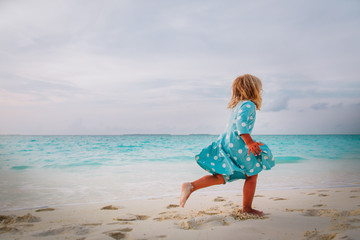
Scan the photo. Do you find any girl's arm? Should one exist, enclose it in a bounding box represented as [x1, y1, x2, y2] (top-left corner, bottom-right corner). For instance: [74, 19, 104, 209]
[241, 134, 264, 156]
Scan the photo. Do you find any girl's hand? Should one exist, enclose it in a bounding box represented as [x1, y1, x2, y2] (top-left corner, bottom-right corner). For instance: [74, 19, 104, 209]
[240, 134, 264, 156]
[247, 141, 264, 156]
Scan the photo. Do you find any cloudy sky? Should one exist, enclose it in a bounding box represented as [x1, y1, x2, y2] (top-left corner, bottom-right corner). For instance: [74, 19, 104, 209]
[0, 0, 359, 135]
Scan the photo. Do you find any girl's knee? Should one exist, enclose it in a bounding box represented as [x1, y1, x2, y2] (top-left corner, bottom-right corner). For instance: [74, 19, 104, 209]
[246, 174, 258, 182]
[215, 174, 226, 184]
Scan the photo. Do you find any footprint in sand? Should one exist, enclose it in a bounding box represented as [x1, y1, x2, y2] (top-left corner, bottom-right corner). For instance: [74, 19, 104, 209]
[139, 235, 168, 240]
[197, 210, 220, 216]
[318, 194, 329, 197]
[213, 197, 226, 202]
[349, 196, 358, 198]
[103, 228, 133, 240]
[134, 215, 150, 220]
[114, 214, 150, 221]
[285, 208, 305, 213]
[254, 195, 265, 197]
[155, 235, 167, 238]
[118, 227, 133, 232]
[0, 215, 16, 225]
[166, 204, 179, 209]
[307, 193, 316, 195]
[0, 213, 41, 224]
[35, 208, 55, 212]
[271, 197, 287, 201]
[178, 215, 231, 230]
[104, 231, 127, 240]
[312, 204, 327, 207]
[0, 226, 19, 234]
[101, 205, 119, 210]
[107, 222, 133, 225]
[153, 211, 186, 222]
[230, 210, 267, 220]
[224, 201, 239, 207]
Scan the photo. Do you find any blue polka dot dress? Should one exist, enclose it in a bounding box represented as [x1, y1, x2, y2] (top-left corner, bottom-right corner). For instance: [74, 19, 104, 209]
[195, 101, 275, 182]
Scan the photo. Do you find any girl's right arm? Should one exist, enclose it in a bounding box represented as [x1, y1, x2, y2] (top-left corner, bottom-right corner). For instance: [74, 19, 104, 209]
[235, 102, 263, 156]
[241, 134, 264, 156]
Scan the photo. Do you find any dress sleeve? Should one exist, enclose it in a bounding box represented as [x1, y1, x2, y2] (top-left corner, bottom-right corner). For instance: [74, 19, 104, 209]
[235, 101, 256, 135]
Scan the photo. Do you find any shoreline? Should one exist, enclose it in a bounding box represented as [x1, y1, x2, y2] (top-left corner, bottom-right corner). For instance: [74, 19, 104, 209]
[1, 186, 359, 240]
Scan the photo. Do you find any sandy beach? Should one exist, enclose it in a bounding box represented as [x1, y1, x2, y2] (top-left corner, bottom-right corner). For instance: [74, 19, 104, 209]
[1, 186, 359, 240]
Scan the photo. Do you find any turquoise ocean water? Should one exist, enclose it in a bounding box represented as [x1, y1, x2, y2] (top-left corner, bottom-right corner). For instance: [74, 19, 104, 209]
[1, 135, 360, 211]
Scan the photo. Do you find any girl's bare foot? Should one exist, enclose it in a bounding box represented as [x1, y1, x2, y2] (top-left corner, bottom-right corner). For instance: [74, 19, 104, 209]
[180, 182, 193, 207]
[241, 207, 264, 217]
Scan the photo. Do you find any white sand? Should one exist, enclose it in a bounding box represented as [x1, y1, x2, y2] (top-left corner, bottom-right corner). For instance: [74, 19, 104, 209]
[1, 187, 360, 240]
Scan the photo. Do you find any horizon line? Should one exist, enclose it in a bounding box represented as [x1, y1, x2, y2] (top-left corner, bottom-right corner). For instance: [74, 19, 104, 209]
[1, 133, 359, 136]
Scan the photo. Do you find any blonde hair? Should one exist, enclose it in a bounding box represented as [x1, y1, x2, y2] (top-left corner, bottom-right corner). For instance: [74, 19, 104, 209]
[227, 74, 262, 110]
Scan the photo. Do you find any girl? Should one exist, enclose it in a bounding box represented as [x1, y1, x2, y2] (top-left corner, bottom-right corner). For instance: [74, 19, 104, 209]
[180, 74, 275, 216]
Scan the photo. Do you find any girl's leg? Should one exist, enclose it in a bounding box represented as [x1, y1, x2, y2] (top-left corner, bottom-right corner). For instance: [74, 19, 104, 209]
[180, 174, 225, 207]
[242, 174, 263, 216]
